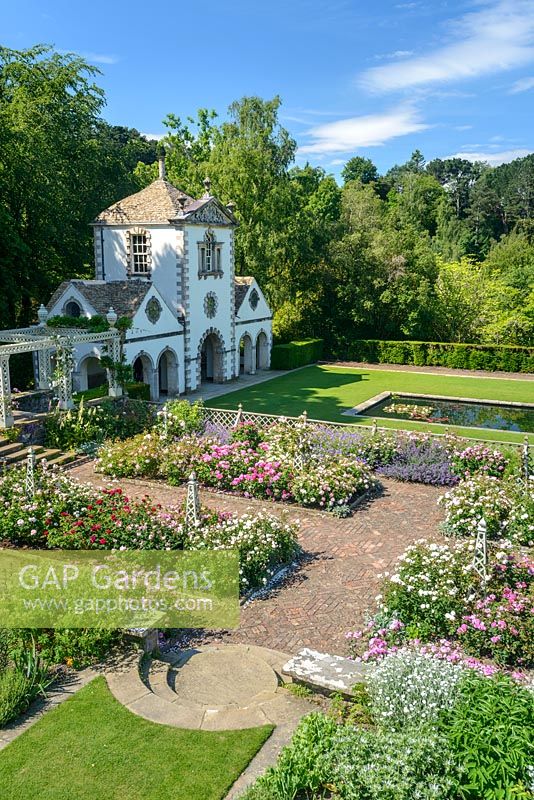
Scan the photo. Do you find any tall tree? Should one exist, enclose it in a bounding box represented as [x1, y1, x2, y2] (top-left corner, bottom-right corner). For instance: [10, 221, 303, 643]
[0, 45, 153, 329]
[341, 156, 378, 185]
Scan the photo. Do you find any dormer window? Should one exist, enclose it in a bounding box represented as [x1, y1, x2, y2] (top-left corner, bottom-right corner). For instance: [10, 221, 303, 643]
[198, 229, 222, 276]
[65, 300, 81, 318]
[126, 228, 152, 277]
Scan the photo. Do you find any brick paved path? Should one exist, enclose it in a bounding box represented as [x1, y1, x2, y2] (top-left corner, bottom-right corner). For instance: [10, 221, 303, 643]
[68, 463, 445, 657]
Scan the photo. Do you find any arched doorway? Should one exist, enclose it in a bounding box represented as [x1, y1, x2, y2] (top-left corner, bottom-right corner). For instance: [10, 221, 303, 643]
[239, 334, 253, 375]
[256, 332, 269, 370]
[132, 353, 155, 397]
[81, 356, 107, 390]
[157, 349, 178, 397]
[199, 331, 225, 385]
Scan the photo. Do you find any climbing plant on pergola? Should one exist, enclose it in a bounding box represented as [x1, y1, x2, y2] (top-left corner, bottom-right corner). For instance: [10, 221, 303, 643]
[0, 306, 122, 429]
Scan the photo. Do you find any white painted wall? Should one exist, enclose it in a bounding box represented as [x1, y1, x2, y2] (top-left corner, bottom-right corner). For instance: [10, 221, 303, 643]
[185, 224, 235, 391]
[98, 225, 184, 317]
[234, 280, 272, 376]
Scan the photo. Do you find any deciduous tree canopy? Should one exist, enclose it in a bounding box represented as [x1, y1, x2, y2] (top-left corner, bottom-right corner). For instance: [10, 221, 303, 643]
[1, 45, 532, 359]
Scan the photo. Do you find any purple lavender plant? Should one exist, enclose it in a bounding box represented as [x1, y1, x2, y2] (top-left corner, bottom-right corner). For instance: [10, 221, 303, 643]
[378, 437, 458, 486]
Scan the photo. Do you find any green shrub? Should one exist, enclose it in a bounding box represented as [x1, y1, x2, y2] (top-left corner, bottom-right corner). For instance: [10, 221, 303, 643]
[158, 399, 205, 437]
[439, 672, 534, 800]
[342, 339, 534, 373]
[270, 339, 324, 370]
[124, 381, 150, 400]
[29, 629, 121, 669]
[244, 712, 461, 800]
[0, 668, 36, 726]
[45, 396, 154, 450]
[0, 635, 52, 727]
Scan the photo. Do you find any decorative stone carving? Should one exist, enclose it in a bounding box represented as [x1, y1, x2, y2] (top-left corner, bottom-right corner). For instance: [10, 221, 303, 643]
[204, 292, 218, 319]
[249, 288, 259, 311]
[145, 297, 162, 324]
[188, 202, 231, 225]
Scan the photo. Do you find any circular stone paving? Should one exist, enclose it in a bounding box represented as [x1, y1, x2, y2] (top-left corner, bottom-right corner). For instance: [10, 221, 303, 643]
[170, 648, 279, 707]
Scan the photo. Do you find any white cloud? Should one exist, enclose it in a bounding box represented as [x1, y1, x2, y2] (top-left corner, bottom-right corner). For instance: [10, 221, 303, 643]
[374, 49, 414, 60]
[298, 105, 429, 154]
[141, 133, 165, 141]
[79, 51, 119, 65]
[59, 49, 119, 65]
[454, 124, 473, 131]
[360, 1, 534, 92]
[510, 75, 534, 92]
[447, 148, 532, 165]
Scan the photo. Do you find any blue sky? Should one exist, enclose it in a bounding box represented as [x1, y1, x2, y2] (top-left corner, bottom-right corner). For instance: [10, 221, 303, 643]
[3, 0, 534, 177]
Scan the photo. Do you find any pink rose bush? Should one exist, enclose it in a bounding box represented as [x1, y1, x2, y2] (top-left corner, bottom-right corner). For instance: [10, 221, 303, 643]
[451, 444, 509, 479]
[98, 420, 378, 511]
[347, 539, 534, 674]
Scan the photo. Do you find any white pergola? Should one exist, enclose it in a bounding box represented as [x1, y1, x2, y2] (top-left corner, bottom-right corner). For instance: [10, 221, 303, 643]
[0, 305, 122, 429]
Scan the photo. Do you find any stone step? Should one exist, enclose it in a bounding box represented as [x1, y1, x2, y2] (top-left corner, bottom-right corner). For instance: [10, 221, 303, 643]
[0, 440, 34, 456]
[1, 446, 45, 464]
[42, 451, 77, 468]
[106, 645, 315, 732]
[282, 648, 374, 697]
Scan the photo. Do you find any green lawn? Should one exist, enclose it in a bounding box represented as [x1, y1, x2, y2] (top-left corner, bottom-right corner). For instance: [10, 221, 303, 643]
[213, 365, 534, 444]
[0, 678, 272, 800]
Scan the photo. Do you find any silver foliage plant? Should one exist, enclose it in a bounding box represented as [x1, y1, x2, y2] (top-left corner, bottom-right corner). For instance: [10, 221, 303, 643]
[368, 648, 464, 730]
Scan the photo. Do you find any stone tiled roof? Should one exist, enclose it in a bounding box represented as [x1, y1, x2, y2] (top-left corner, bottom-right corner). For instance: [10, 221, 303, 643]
[234, 277, 254, 312]
[94, 180, 194, 224]
[47, 280, 152, 319]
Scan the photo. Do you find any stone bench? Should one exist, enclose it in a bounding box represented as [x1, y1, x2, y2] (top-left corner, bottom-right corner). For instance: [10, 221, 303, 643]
[282, 648, 373, 697]
[124, 628, 159, 653]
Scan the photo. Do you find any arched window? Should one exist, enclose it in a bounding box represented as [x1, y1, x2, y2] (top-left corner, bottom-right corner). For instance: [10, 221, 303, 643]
[198, 229, 222, 275]
[65, 300, 81, 318]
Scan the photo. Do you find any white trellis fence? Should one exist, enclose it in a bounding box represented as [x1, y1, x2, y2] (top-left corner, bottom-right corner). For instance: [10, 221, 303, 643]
[200, 404, 532, 453]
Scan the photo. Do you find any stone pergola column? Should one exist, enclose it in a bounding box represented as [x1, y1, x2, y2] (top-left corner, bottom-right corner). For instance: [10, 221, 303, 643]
[0, 355, 14, 428]
[56, 346, 74, 410]
[37, 348, 53, 391]
[107, 332, 123, 399]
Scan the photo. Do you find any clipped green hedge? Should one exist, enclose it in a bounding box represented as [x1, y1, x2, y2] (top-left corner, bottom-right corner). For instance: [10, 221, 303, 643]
[74, 382, 150, 402]
[342, 339, 534, 373]
[124, 382, 151, 400]
[271, 339, 324, 370]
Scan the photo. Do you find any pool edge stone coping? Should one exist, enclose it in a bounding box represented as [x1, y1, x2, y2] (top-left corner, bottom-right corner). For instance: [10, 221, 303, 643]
[344, 390, 534, 418]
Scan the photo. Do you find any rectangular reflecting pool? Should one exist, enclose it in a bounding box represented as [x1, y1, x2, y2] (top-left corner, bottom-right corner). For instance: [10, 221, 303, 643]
[360, 393, 534, 433]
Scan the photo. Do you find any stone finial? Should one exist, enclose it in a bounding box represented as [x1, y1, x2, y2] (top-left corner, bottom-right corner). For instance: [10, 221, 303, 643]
[158, 155, 166, 180]
[227, 201, 236, 214]
[106, 307, 118, 328]
[37, 304, 48, 326]
[203, 176, 212, 196]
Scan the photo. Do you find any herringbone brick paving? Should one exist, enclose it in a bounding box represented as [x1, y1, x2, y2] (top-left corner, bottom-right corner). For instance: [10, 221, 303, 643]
[69, 462, 444, 657]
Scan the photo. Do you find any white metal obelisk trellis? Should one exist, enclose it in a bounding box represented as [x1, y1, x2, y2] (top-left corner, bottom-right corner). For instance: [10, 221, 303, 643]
[161, 405, 169, 439]
[26, 447, 36, 498]
[185, 471, 200, 527]
[472, 518, 488, 590]
[234, 403, 244, 428]
[522, 436, 530, 483]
